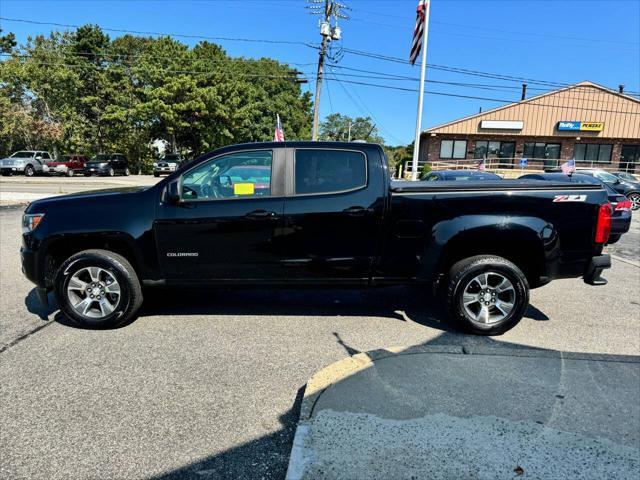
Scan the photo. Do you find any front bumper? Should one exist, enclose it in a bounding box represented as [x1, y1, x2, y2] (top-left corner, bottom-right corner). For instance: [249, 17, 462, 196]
[154, 167, 176, 174]
[84, 166, 109, 175]
[1, 166, 25, 173]
[583, 254, 611, 286]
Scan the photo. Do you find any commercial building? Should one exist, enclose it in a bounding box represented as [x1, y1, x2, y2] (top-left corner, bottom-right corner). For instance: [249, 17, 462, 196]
[417, 81, 640, 173]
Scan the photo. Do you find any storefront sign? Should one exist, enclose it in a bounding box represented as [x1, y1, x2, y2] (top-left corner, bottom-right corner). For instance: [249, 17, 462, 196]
[557, 121, 604, 132]
[480, 120, 524, 130]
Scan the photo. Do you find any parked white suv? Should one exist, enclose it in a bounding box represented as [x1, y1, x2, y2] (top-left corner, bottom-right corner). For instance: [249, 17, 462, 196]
[0, 151, 52, 176]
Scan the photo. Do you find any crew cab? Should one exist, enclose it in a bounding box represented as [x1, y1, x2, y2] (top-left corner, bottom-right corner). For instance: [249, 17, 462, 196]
[21, 142, 613, 335]
[46, 154, 87, 177]
[1, 150, 52, 176]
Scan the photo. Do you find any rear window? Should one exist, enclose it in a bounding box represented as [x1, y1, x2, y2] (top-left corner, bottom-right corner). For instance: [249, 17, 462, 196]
[294, 149, 366, 195]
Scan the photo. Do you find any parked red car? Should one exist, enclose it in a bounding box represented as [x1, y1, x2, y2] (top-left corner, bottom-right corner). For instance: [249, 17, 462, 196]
[46, 155, 87, 177]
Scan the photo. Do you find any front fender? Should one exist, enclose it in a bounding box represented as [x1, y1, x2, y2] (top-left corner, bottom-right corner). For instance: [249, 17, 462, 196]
[420, 215, 559, 284]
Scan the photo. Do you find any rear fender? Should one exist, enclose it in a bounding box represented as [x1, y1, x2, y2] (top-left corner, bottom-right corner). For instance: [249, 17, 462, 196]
[420, 215, 559, 286]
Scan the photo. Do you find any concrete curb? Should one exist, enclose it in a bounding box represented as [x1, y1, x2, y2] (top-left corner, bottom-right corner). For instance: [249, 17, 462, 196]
[286, 344, 640, 479]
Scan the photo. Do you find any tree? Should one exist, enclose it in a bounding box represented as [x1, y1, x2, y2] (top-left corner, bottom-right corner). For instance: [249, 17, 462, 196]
[0, 29, 16, 53]
[319, 113, 384, 144]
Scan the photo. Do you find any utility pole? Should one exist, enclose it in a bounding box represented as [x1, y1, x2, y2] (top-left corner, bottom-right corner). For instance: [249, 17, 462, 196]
[307, 0, 349, 141]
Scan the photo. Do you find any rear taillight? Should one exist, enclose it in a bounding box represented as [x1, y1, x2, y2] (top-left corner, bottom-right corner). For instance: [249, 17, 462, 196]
[595, 203, 612, 244]
[615, 199, 632, 212]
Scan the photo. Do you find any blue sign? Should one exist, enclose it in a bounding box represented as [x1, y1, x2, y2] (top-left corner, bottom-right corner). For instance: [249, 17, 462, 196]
[558, 121, 582, 131]
[519, 158, 528, 168]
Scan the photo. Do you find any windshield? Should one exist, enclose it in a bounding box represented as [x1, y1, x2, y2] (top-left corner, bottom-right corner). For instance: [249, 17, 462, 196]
[10, 151, 34, 158]
[163, 154, 181, 161]
[592, 171, 619, 182]
[59, 155, 71, 161]
[90, 155, 110, 162]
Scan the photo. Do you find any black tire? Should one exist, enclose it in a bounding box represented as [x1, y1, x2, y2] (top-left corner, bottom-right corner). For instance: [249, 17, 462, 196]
[445, 255, 529, 335]
[1, 170, 11, 176]
[55, 249, 143, 328]
[124, 168, 130, 176]
[154, 172, 160, 177]
[84, 172, 91, 177]
[107, 167, 115, 177]
[66, 169, 74, 177]
[627, 192, 640, 211]
[24, 165, 35, 177]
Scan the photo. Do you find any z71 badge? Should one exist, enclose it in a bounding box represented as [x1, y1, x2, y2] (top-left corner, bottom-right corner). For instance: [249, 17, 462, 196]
[553, 195, 587, 202]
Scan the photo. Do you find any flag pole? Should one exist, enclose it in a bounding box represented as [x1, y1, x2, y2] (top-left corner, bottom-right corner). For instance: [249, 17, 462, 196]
[411, 0, 430, 181]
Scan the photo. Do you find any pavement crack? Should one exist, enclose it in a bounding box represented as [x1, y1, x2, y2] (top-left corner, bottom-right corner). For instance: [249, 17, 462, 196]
[0, 321, 54, 354]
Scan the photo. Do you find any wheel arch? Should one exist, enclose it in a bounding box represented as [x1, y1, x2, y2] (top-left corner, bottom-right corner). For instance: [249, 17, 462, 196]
[421, 215, 557, 288]
[42, 233, 142, 287]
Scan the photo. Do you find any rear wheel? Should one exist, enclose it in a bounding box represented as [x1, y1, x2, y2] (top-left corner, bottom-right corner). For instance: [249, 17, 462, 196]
[445, 255, 529, 335]
[66, 169, 74, 177]
[124, 167, 130, 176]
[107, 167, 115, 177]
[628, 192, 640, 211]
[154, 172, 160, 178]
[55, 249, 143, 328]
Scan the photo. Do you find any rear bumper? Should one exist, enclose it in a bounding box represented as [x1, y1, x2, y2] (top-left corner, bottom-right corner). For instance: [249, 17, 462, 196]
[583, 254, 611, 286]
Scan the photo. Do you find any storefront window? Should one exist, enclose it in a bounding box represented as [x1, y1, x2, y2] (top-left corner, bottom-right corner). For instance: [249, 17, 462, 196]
[440, 140, 467, 159]
[474, 141, 515, 159]
[574, 144, 612, 163]
[523, 143, 560, 160]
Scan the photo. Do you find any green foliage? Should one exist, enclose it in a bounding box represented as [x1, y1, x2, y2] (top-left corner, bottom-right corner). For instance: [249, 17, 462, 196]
[419, 162, 432, 180]
[0, 25, 313, 162]
[0, 29, 17, 54]
[384, 143, 413, 177]
[319, 113, 384, 144]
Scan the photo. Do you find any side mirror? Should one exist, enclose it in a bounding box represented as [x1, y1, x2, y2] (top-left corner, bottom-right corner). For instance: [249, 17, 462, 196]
[35, 156, 42, 161]
[165, 180, 181, 205]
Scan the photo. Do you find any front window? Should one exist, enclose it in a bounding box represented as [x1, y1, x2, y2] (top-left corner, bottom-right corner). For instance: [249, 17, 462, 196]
[294, 149, 366, 195]
[523, 143, 561, 160]
[181, 150, 272, 201]
[10, 151, 33, 158]
[91, 155, 110, 162]
[440, 140, 467, 159]
[574, 144, 612, 163]
[474, 141, 515, 159]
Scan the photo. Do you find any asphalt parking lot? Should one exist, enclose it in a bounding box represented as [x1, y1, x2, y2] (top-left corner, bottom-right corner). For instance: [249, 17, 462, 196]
[0, 183, 639, 479]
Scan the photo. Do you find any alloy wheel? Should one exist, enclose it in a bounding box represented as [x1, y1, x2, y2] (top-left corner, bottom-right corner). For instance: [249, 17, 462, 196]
[628, 193, 640, 211]
[461, 272, 515, 325]
[66, 266, 121, 319]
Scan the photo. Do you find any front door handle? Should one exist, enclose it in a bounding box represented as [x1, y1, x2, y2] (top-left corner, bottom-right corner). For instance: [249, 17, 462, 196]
[245, 210, 277, 219]
[342, 206, 372, 217]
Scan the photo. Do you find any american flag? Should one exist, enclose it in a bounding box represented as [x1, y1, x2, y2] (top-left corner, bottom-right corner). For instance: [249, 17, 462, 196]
[273, 114, 284, 142]
[476, 156, 486, 171]
[561, 159, 576, 175]
[409, 0, 428, 65]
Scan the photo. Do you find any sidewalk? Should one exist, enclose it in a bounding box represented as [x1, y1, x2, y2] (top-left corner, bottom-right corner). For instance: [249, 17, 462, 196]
[287, 345, 640, 480]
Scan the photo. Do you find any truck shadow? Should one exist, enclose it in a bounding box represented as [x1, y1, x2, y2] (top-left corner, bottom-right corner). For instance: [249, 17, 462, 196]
[46, 285, 550, 331]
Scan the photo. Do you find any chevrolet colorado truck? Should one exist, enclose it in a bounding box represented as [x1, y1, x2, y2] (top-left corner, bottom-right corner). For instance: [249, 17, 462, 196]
[21, 142, 612, 335]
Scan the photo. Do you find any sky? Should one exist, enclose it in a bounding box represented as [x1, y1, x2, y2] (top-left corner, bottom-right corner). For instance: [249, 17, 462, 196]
[1, 0, 639, 146]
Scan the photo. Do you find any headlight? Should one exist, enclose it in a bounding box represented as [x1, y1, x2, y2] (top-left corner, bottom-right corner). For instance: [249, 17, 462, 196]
[153, 162, 158, 167]
[22, 213, 45, 233]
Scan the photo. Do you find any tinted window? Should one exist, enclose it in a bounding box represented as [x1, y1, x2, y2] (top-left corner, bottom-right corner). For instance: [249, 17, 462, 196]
[294, 150, 366, 195]
[574, 144, 612, 163]
[181, 150, 272, 201]
[40, 152, 51, 159]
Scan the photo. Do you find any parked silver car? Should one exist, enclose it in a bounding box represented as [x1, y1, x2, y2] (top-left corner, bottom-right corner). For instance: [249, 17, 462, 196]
[0, 150, 52, 176]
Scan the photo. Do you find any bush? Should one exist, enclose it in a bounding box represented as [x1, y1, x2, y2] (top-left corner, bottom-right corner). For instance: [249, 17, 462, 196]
[419, 162, 432, 180]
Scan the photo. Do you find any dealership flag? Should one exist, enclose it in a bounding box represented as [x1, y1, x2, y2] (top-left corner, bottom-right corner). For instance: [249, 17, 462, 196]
[274, 114, 284, 142]
[561, 158, 576, 175]
[409, 1, 428, 65]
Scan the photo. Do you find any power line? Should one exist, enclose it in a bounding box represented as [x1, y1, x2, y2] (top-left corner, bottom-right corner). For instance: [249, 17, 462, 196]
[0, 16, 313, 46]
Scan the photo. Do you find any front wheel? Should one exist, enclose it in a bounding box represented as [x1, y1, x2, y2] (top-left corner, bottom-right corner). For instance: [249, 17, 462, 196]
[627, 192, 640, 211]
[24, 165, 35, 177]
[124, 168, 130, 176]
[445, 255, 529, 335]
[66, 169, 74, 177]
[107, 167, 115, 177]
[55, 249, 143, 328]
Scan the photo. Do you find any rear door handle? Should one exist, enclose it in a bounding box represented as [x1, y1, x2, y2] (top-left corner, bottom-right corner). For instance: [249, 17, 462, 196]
[245, 210, 277, 219]
[342, 206, 372, 217]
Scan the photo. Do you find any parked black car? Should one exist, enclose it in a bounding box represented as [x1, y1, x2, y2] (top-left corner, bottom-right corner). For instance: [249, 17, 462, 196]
[519, 173, 632, 244]
[421, 170, 502, 181]
[22, 142, 612, 335]
[84, 154, 130, 177]
[576, 169, 640, 211]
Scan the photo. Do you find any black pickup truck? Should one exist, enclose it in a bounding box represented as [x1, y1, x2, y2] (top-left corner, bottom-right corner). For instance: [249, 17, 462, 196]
[21, 142, 612, 335]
